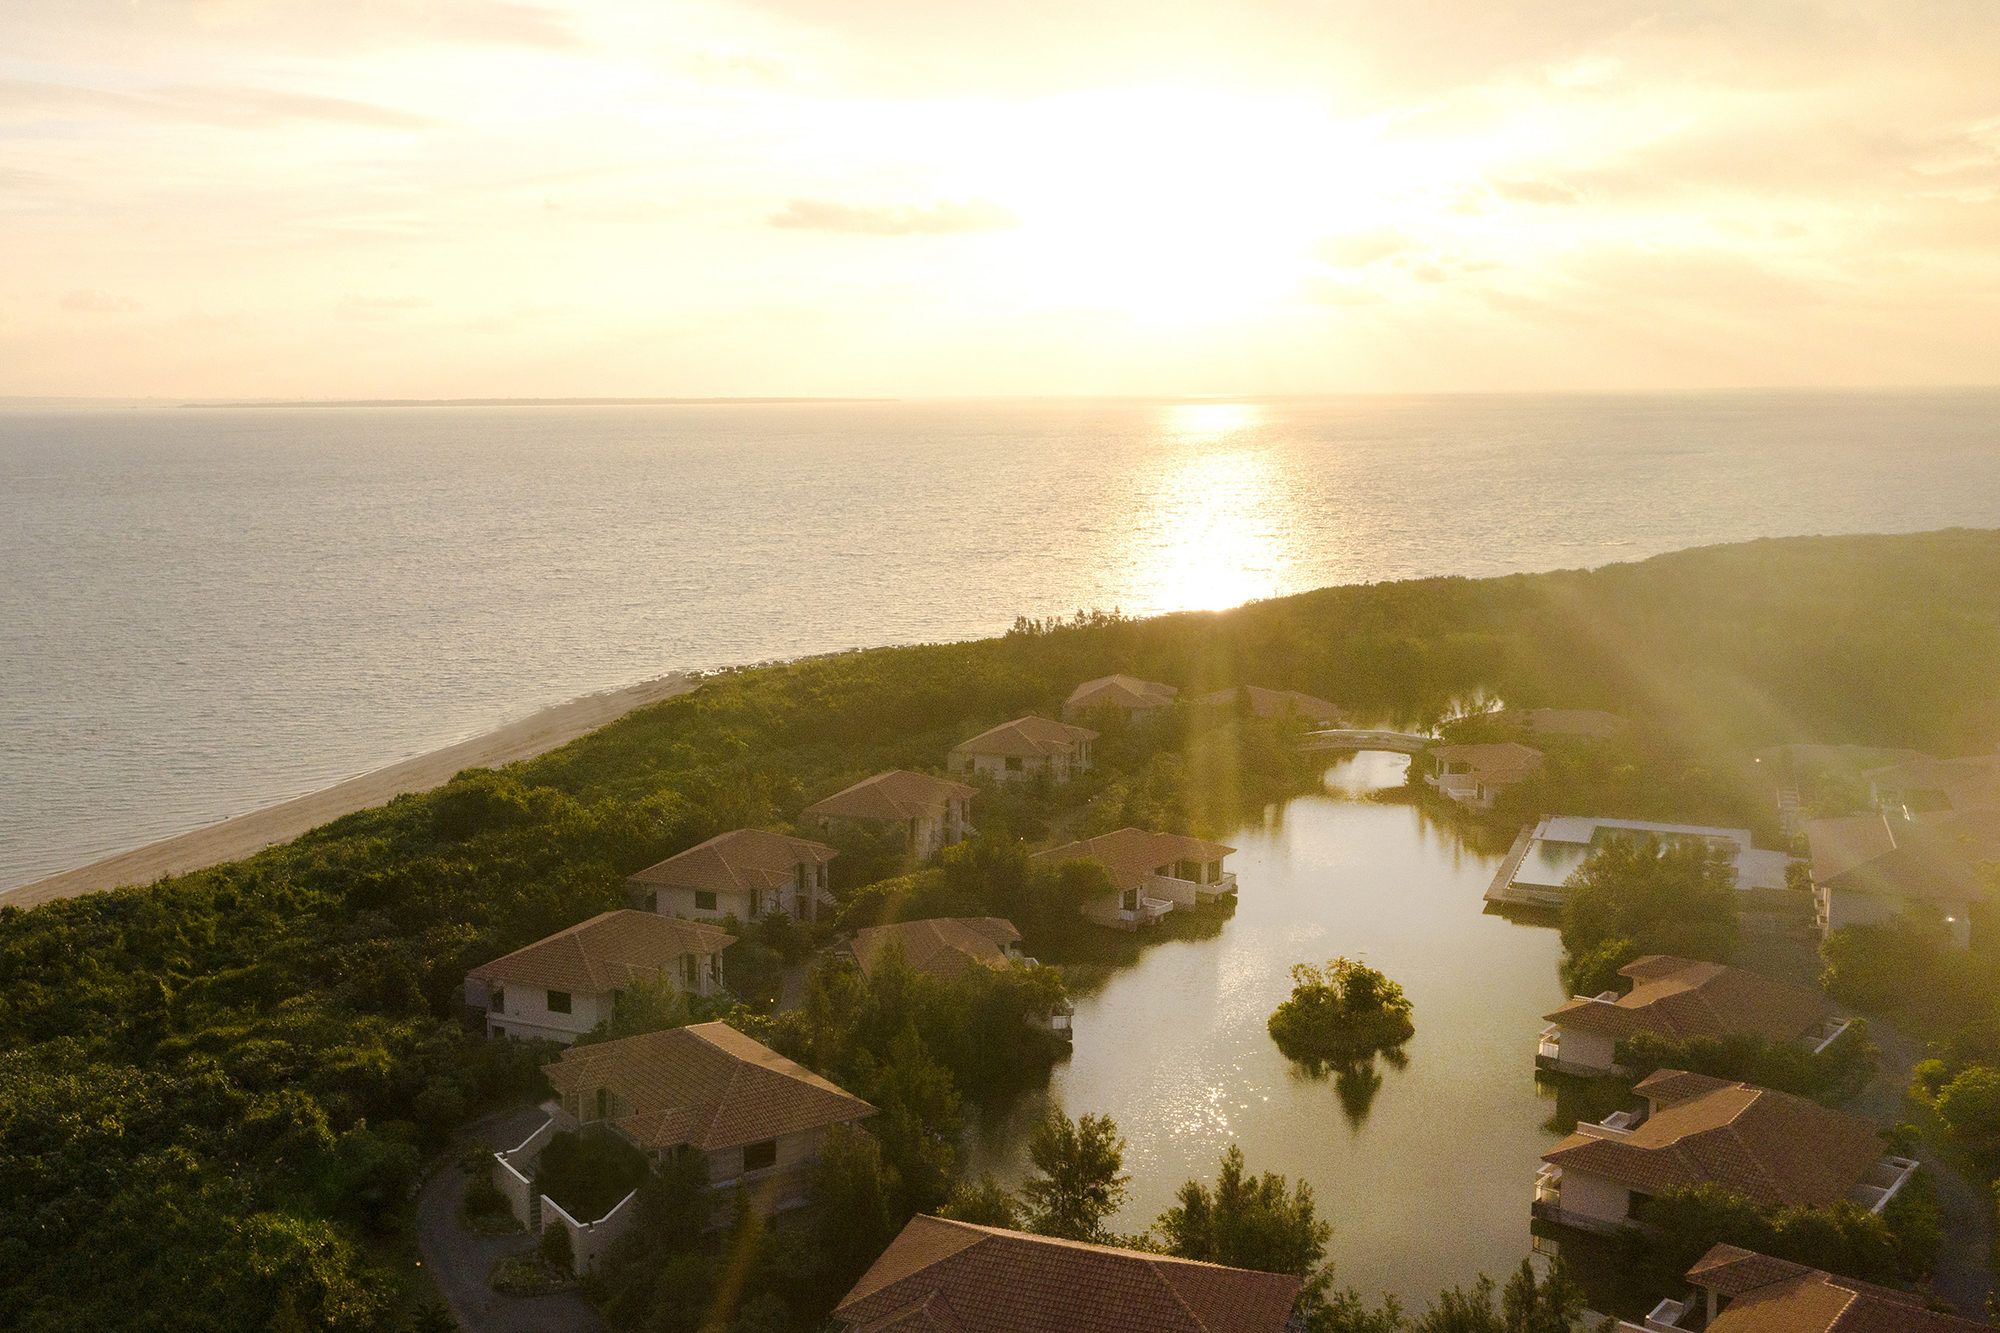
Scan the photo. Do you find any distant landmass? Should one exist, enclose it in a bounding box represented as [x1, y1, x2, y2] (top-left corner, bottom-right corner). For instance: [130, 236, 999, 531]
[183, 396, 895, 408]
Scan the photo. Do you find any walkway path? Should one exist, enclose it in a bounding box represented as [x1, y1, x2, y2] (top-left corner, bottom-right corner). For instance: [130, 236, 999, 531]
[417, 1107, 606, 1333]
[1852, 1017, 1994, 1317]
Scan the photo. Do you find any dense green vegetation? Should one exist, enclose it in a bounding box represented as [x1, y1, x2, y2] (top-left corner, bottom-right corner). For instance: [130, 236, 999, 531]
[4, 530, 2000, 1328]
[1267, 958, 1416, 1067]
[1634, 1179, 1941, 1291]
[1616, 1023, 1878, 1105]
[1556, 834, 1739, 996]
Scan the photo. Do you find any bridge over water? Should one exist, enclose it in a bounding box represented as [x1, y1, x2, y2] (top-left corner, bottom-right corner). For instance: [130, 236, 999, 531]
[1301, 728, 1434, 754]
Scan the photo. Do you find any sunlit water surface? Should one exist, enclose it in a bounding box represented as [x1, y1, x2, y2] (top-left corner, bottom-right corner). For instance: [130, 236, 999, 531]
[4, 391, 1998, 886]
[964, 752, 1571, 1307]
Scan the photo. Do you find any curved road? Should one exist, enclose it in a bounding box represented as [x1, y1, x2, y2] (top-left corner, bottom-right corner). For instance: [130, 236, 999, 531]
[417, 1107, 606, 1333]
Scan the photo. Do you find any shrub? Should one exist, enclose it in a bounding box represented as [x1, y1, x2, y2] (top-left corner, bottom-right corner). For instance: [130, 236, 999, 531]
[1267, 958, 1415, 1066]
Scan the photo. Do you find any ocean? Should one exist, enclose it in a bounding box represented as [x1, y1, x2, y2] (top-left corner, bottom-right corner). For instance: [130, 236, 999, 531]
[3, 390, 1997, 890]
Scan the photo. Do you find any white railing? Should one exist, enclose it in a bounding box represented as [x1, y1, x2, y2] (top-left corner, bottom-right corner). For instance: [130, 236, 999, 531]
[1812, 1017, 1853, 1054]
[1577, 1110, 1638, 1141]
[1534, 1164, 1561, 1205]
[1537, 1025, 1562, 1061]
[1641, 1297, 1693, 1331]
[1850, 1157, 1919, 1213]
[1140, 895, 1174, 918]
[541, 1186, 640, 1276]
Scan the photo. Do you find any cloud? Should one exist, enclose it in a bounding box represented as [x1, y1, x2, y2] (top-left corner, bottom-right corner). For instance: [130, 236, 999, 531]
[336, 295, 433, 321]
[769, 196, 1021, 236]
[59, 290, 139, 313]
[1312, 226, 1410, 267]
[0, 79, 432, 129]
[1301, 274, 1388, 306]
[1490, 176, 1580, 205]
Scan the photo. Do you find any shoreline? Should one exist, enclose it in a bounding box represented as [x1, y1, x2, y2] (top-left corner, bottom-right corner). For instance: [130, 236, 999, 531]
[0, 673, 699, 912]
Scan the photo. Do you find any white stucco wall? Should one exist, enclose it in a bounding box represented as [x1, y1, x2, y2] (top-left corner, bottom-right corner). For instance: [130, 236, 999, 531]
[1550, 1025, 1620, 1074]
[1558, 1168, 1633, 1226]
[484, 986, 613, 1044]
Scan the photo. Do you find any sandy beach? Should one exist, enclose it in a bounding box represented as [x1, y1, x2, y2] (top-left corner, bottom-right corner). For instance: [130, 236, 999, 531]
[0, 673, 698, 912]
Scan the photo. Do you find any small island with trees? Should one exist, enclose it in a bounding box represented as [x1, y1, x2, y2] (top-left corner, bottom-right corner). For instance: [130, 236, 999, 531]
[1267, 957, 1415, 1068]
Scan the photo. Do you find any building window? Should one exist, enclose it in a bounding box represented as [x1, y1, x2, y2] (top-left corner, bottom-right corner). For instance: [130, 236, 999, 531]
[682, 954, 697, 989]
[1005, 756, 1024, 772]
[743, 1140, 778, 1172]
[491, 989, 505, 1015]
[595, 1087, 609, 1122]
[694, 890, 717, 911]
[547, 989, 572, 1014]
[1122, 888, 1139, 910]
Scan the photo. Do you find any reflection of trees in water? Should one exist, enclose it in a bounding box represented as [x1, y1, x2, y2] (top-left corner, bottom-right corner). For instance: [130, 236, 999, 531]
[1283, 1049, 1409, 1131]
[1529, 1220, 1658, 1322]
[1335, 1061, 1383, 1127]
[1533, 1070, 1640, 1136]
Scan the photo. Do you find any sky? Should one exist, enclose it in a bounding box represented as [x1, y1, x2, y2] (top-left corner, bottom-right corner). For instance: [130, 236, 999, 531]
[3, 0, 1997, 397]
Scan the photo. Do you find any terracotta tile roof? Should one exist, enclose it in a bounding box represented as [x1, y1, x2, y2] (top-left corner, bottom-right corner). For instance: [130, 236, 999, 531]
[1192, 686, 1345, 725]
[1861, 753, 2000, 814]
[468, 910, 733, 995]
[1690, 1244, 1984, 1332]
[1542, 1071, 1885, 1207]
[1030, 827, 1236, 893]
[850, 918, 1022, 983]
[1429, 742, 1544, 785]
[1065, 675, 1179, 714]
[834, 1216, 1302, 1333]
[807, 770, 977, 824]
[950, 717, 1097, 759]
[627, 828, 837, 894]
[1806, 811, 1998, 904]
[1542, 955, 1836, 1044]
[543, 1021, 874, 1152]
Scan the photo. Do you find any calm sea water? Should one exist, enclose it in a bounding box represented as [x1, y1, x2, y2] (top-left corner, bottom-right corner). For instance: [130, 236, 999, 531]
[964, 752, 1573, 1307]
[3, 391, 1998, 889]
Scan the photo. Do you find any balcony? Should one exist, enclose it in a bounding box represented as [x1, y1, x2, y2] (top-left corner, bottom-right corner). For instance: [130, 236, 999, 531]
[1849, 1156, 1920, 1213]
[1536, 1024, 1563, 1066]
[1124, 894, 1174, 925]
[1576, 1109, 1639, 1142]
[1531, 1164, 1562, 1223]
[1639, 1297, 1694, 1331]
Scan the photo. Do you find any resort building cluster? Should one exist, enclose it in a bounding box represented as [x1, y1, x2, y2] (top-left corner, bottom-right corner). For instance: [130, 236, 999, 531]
[452, 675, 1997, 1328]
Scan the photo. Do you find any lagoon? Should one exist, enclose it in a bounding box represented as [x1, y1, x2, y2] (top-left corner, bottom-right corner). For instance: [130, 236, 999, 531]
[966, 751, 1574, 1306]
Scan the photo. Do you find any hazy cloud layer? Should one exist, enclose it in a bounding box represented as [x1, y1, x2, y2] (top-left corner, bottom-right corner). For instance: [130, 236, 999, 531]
[769, 197, 1022, 235]
[2, 0, 1996, 395]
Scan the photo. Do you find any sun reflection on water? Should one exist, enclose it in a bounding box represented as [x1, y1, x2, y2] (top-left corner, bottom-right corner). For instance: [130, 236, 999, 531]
[1131, 403, 1297, 613]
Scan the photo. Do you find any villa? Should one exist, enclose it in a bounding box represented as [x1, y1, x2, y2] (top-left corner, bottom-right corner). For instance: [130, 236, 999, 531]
[628, 828, 836, 924]
[1618, 1244, 1989, 1333]
[848, 917, 1073, 1039]
[1863, 751, 2000, 816]
[1063, 673, 1179, 722]
[1424, 742, 1543, 810]
[831, 1215, 1303, 1333]
[1536, 954, 1843, 1078]
[1487, 816, 1792, 908]
[464, 909, 733, 1044]
[848, 916, 1027, 982]
[802, 769, 975, 861]
[1032, 826, 1236, 930]
[1804, 808, 2000, 948]
[949, 716, 1096, 783]
[1534, 1070, 1915, 1236]
[1192, 685, 1345, 725]
[492, 1022, 876, 1272]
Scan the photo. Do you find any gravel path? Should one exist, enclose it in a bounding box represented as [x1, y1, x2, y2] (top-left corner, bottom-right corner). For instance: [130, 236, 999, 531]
[417, 1107, 607, 1333]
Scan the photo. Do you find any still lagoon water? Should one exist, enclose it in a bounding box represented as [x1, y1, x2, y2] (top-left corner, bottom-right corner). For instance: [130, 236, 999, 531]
[967, 752, 1572, 1307]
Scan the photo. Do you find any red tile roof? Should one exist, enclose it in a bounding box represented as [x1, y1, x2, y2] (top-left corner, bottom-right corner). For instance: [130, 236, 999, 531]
[850, 918, 1022, 982]
[1690, 1244, 1984, 1332]
[807, 770, 976, 824]
[627, 828, 836, 895]
[1192, 687, 1344, 725]
[543, 1021, 874, 1152]
[1543, 1071, 1884, 1207]
[1030, 828, 1235, 893]
[951, 717, 1097, 760]
[1805, 811, 1999, 904]
[467, 910, 732, 995]
[834, 1216, 1302, 1333]
[1543, 955, 1836, 1044]
[1065, 675, 1179, 715]
[1429, 742, 1544, 785]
